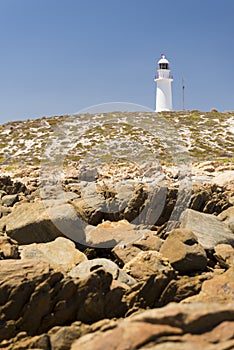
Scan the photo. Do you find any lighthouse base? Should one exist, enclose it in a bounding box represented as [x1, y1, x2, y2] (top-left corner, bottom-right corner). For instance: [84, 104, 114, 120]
[155, 79, 173, 112]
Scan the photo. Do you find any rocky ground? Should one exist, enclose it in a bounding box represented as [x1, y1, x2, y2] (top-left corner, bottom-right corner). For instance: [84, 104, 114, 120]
[0, 111, 234, 349]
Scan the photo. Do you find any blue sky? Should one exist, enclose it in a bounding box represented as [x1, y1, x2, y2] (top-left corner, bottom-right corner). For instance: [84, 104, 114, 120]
[0, 0, 234, 123]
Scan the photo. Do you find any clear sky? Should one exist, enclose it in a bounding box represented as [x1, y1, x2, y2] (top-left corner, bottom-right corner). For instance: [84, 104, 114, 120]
[0, 0, 234, 123]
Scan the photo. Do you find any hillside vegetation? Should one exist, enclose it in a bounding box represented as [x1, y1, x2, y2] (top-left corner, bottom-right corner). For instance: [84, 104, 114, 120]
[0, 110, 233, 169]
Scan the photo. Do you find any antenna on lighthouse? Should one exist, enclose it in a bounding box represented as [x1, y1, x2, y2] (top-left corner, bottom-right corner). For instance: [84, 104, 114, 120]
[182, 78, 185, 110]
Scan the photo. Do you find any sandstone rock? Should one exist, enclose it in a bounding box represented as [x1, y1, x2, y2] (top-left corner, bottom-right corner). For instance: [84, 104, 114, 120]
[70, 181, 178, 229]
[183, 267, 234, 303]
[189, 183, 231, 215]
[0, 320, 90, 350]
[0, 235, 19, 259]
[0, 333, 51, 350]
[111, 251, 177, 312]
[180, 209, 234, 250]
[159, 228, 207, 274]
[0, 260, 128, 341]
[69, 258, 136, 286]
[124, 271, 176, 311]
[70, 197, 104, 226]
[159, 273, 213, 304]
[0, 201, 86, 245]
[132, 230, 164, 251]
[0, 176, 27, 195]
[112, 230, 163, 265]
[84, 220, 145, 248]
[189, 185, 210, 211]
[122, 250, 175, 287]
[71, 302, 234, 350]
[112, 243, 142, 265]
[1, 194, 19, 207]
[212, 170, 234, 187]
[75, 268, 128, 322]
[70, 181, 148, 225]
[214, 244, 234, 268]
[113, 181, 136, 211]
[0, 259, 64, 341]
[140, 334, 234, 350]
[19, 237, 87, 273]
[147, 186, 178, 227]
[218, 206, 234, 233]
[49, 322, 90, 350]
[122, 183, 149, 223]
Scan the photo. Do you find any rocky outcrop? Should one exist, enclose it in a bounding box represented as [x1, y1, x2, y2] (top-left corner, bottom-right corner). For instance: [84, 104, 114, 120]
[183, 267, 234, 303]
[0, 259, 131, 341]
[158, 272, 214, 304]
[0, 200, 86, 245]
[84, 219, 147, 248]
[71, 302, 234, 350]
[189, 183, 232, 215]
[0, 111, 234, 349]
[69, 258, 136, 286]
[180, 208, 234, 250]
[19, 237, 87, 273]
[122, 251, 176, 310]
[0, 202, 62, 244]
[214, 244, 234, 268]
[159, 228, 207, 274]
[0, 235, 19, 259]
[218, 206, 234, 233]
[112, 230, 163, 265]
[212, 170, 234, 187]
[0, 177, 27, 196]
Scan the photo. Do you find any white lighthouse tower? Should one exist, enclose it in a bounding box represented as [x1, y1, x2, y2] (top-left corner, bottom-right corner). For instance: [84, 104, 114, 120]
[154, 54, 173, 112]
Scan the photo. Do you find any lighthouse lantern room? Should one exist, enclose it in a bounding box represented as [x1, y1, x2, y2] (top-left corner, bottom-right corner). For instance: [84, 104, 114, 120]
[154, 54, 173, 112]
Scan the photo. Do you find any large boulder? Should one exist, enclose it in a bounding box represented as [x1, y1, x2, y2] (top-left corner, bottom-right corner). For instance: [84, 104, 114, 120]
[0, 201, 86, 244]
[0, 259, 65, 341]
[159, 273, 214, 304]
[183, 267, 234, 303]
[0, 259, 129, 341]
[69, 258, 136, 287]
[122, 251, 176, 311]
[112, 230, 163, 265]
[19, 237, 87, 273]
[69, 183, 105, 225]
[71, 302, 234, 350]
[159, 228, 207, 274]
[123, 250, 174, 281]
[84, 220, 146, 248]
[180, 209, 234, 250]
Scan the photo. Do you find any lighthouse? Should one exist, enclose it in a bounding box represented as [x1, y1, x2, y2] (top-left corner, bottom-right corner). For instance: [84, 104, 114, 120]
[154, 54, 173, 112]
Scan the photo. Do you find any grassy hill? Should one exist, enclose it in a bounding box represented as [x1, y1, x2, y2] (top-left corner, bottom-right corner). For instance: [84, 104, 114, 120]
[0, 110, 233, 171]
